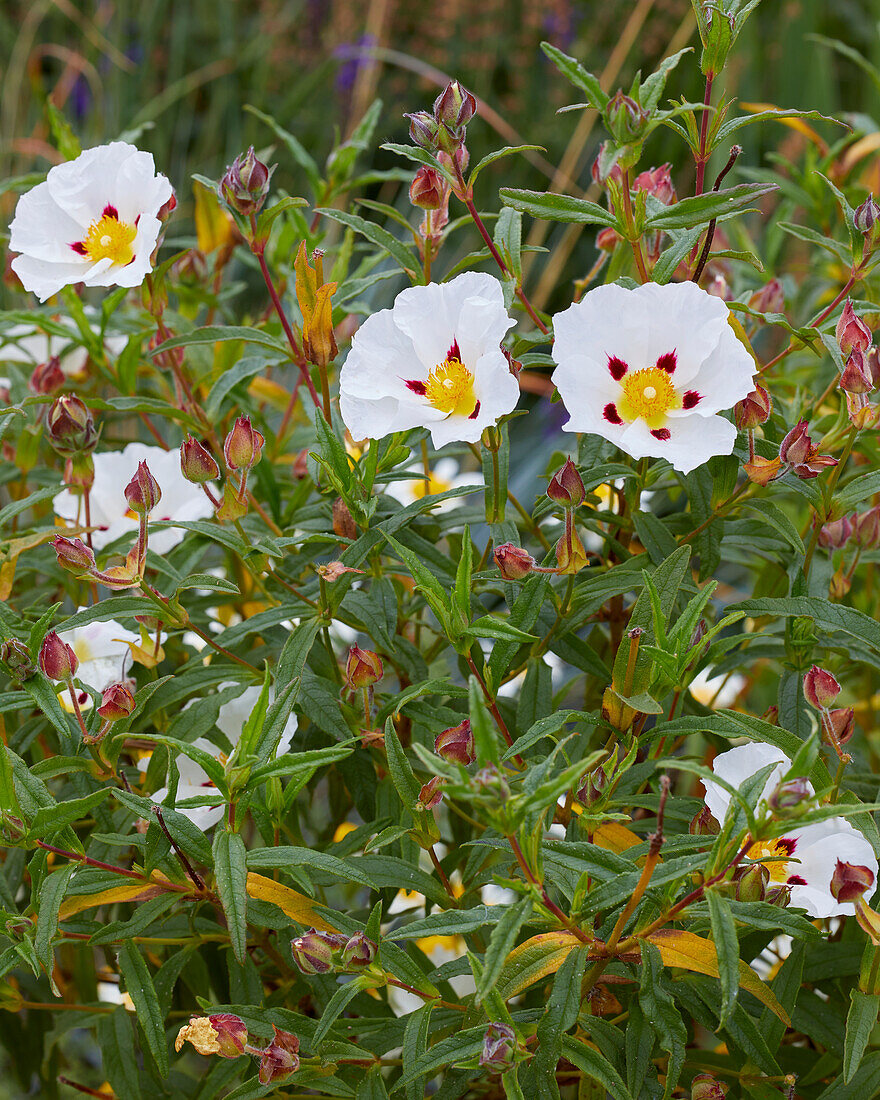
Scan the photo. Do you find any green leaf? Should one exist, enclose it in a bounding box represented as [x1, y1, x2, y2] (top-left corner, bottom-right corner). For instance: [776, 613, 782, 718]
[151, 325, 288, 357]
[29, 788, 110, 840]
[98, 1007, 142, 1100]
[403, 1005, 434, 1100]
[384, 716, 421, 810]
[466, 615, 537, 645]
[845, 991, 880, 1082]
[706, 890, 739, 1027]
[645, 183, 778, 230]
[34, 865, 74, 983]
[316, 209, 418, 276]
[477, 897, 532, 1000]
[245, 103, 321, 190]
[205, 354, 280, 420]
[716, 106, 846, 143]
[559, 1035, 633, 1100]
[313, 974, 369, 1047]
[539, 42, 609, 109]
[525, 945, 588, 1100]
[639, 941, 685, 1099]
[118, 941, 169, 1076]
[498, 188, 617, 228]
[213, 830, 248, 964]
[469, 145, 544, 187]
[741, 500, 805, 553]
[732, 596, 880, 669]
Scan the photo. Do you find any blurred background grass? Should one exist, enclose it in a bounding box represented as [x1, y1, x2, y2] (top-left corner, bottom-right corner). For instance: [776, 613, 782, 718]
[2, 0, 880, 316]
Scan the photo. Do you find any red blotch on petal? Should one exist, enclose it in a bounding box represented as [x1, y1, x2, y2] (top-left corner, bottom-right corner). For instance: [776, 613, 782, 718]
[778, 837, 797, 856]
[468, 400, 481, 420]
[405, 380, 427, 395]
[682, 390, 701, 409]
[787, 875, 807, 886]
[447, 339, 461, 362]
[603, 403, 623, 425]
[70, 241, 88, 255]
[651, 428, 671, 441]
[607, 355, 628, 381]
[102, 204, 119, 220]
[656, 351, 677, 374]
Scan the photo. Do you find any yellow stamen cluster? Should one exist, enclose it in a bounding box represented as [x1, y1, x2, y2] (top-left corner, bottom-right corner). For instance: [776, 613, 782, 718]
[424, 357, 477, 418]
[618, 366, 680, 427]
[745, 839, 793, 884]
[81, 214, 137, 266]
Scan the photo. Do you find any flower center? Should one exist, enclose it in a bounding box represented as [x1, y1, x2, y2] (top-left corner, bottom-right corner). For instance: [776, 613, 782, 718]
[746, 838, 796, 883]
[617, 366, 680, 427]
[413, 471, 453, 500]
[424, 357, 477, 417]
[80, 213, 137, 265]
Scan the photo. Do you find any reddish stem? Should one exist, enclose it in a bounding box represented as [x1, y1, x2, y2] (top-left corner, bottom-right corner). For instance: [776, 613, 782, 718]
[694, 73, 715, 197]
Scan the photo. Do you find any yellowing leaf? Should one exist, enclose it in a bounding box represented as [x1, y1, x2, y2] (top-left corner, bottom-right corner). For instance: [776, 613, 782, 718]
[648, 928, 789, 1024]
[248, 376, 291, 411]
[194, 182, 236, 253]
[59, 882, 168, 919]
[294, 240, 319, 322]
[727, 312, 760, 368]
[245, 872, 337, 931]
[841, 131, 880, 173]
[593, 822, 641, 854]
[0, 530, 73, 601]
[739, 102, 827, 151]
[495, 931, 581, 1000]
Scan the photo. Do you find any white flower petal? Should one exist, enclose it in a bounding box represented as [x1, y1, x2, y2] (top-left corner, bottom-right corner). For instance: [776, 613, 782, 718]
[702, 743, 790, 824]
[648, 412, 738, 475]
[787, 820, 878, 917]
[10, 255, 90, 304]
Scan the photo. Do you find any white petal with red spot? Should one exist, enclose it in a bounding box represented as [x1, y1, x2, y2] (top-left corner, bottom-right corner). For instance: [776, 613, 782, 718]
[551, 281, 755, 474]
[9, 142, 172, 302]
[339, 272, 518, 448]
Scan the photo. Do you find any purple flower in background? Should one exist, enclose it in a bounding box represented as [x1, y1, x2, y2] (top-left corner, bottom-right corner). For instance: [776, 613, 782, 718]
[334, 35, 377, 96]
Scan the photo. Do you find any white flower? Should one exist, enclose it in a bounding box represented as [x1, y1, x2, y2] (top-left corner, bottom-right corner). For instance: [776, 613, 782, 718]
[551, 281, 755, 475]
[53, 441, 214, 553]
[144, 684, 298, 830]
[59, 619, 139, 711]
[703, 744, 878, 918]
[0, 316, 127, 378]
[384, 457, 478, 510]
[9, 142, 172, 302]
[339, 272, 519, 448]
[688, 667, 746, 710]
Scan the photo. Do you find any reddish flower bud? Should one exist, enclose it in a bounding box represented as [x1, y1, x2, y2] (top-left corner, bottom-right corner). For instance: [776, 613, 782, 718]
[434, 718, 475, 766]
[409, 166, 446, 210]
[577, 765, 608, 807]
[705, 273, 730, 300]
[769, 777, 811, 811]
[405, 111, 440, 151]
[39, 630, 77, 681]
[257, 1026, 300, 1085]
[765, 883, 792, 907]
[479, 1022, 517, 1071]
[632, 163, 676, 205]
[595, 226, 622, 252]
[180, 437, 220, 484]
[0, 639, 34, 681]
[803, 665, 841, 709]
[97, 682, 135, 721]
[868, 347, 880, 388]
[836, 300, 872, 356]
[124, 461, 162, 515]
[28, 356, 65, 395]
[220, 147, 274, 216]
[840, 349, 873, 394]
[734, 385, 772, 429]
[779, 421, 837, 479]
[46, 394, 97, 456]
[547, 458, 585, 507]
[831, 859, 875, 903]
[158, 190, 178, 222]
[417, 776, 444, 809]
[341, 932, 376, 969]
[691, 1074, 727, 1100]
[290, 929, 347, 974]
[591, 141, 624, 187]
[818, 515, 853, 549]
[747, 279, 784, 315]
[822, 706, 855, 747]
[689, 806, 719, 836]
[854, 506, 880, 548]
[332, 497, 357, 541]
[224, 416, 264, 471]
[493, 543, 535, 581]
[209, 1013, 248, 1058]
[734, 863, 768, 903]
[854, 194, 880, 238]
[345, 645, 383, 689]
[53, 535, 96, 577]
[433, 80, 477, 131]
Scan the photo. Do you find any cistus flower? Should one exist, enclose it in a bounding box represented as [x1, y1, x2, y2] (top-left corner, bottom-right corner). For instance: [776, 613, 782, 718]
[779, 420, 837, 479]
[8, 142, 173, 302]
[493, 543, 536, 581]
[219, 147, 274, 216]
[836, 300, 872, 356]
[479, 1022, 517, 1071]
[339, 273, 518, 449]
[734, 385, 772, 430]
[180, 437, 220, 484]
[803, 665, 841, 709]
[39, 630, 77, 681]
[175, 1013, 248, 1058]
[290, 929, 347, 974]
[54, 442, 214, 553]
[551, 281, 755, 475]
[702, 743, 878, 917]
[345, 645, 383, 689]
[434, 718, 475, 765]
[546, 458, 586, 508]
[257, 1027, 300, 1085]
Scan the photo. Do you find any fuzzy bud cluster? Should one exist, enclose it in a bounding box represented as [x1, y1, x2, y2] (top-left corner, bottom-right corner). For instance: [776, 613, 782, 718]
[479, 1023, 517, 1071]
[405, 80, 476, 157]
[0, 639, 34, 681]
[289, 928, 376, 975]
